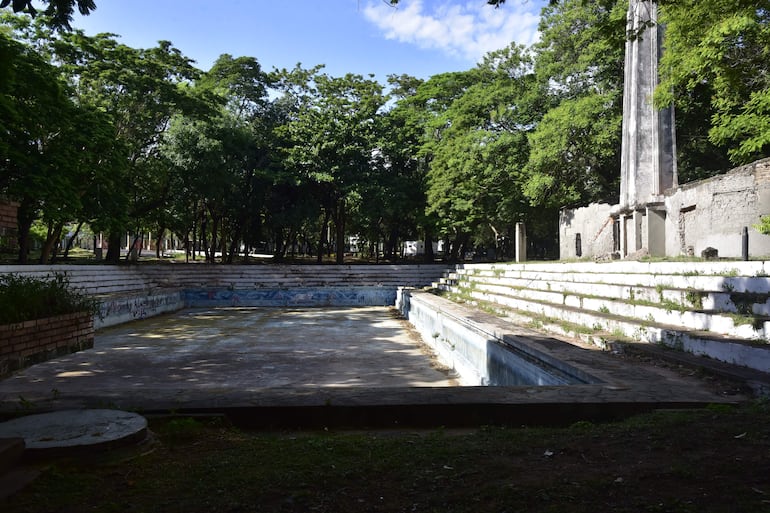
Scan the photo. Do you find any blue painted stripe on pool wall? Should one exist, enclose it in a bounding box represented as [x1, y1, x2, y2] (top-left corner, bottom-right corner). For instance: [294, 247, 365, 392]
[183, 287, 398, 307]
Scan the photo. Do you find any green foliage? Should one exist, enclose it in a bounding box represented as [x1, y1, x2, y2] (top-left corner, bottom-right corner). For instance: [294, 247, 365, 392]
[415, 44, 543, 258]
[756, 216, 770, 235]
[525, 0, 626, 208]
[658, 0, 770, 164]
[524, 93, 621, 207]
[3, 0, 769, 264]
[274, 66, 387, 262]
[0, 273, 98, 324]
[0, 0, 96, 31]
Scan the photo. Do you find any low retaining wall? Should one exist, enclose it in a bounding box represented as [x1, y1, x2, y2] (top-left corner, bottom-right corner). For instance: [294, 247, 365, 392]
[0, 312, 93, 378]
[184, 287, 397, 308]
[97, 291, 185, 329]
[0, 264, 450, 327]
[397, 289, 600, 387]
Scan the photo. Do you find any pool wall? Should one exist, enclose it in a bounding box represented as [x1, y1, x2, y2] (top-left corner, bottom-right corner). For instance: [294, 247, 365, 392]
[184, 286, 397, 308]
[397, 288, 601, 387]
[96, 291, 185, 329]
[96, 287, 399, 328]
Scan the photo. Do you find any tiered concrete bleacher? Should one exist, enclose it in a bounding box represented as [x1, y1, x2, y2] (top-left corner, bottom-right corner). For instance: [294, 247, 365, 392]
[0, 265, 183, 329]
[0, 264, 450, 328]
[434, 261, 770, 374]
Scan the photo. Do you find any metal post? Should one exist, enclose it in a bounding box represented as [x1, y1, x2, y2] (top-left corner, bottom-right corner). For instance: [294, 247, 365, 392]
[742, 226, 749, 261]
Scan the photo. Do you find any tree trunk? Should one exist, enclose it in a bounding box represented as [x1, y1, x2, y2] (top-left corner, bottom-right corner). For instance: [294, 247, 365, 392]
[39, 221, 64, 264]
[450, 233, 463, 262]
[126, 233, 141, 262]
[16, 198, 36, 264]
[317, 209, 330, 264]
[105, 231, 122, 264]
[424, 229, 434, 263]
[209, 215, 219, 263]
[335, 199, 345, 265]
[155, 226, 165, 259]
[459, 234, 470, 262]
[386, 227, 399, 262]
[62, 221, 84, 260]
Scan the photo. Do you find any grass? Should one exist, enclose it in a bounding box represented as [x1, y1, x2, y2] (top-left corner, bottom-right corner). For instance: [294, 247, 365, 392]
[6, 404, 770, 513]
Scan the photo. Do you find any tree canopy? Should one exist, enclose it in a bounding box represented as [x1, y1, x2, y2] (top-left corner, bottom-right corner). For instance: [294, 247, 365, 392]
[1, 0, 95, 30]
[1, 1, 768, 264]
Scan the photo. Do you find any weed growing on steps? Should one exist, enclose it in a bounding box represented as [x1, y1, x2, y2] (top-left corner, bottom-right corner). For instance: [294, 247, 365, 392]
[684, 289, 706, 310]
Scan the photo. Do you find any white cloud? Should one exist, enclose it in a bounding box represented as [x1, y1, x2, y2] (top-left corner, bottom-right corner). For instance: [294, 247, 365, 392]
[362, 0, 541, 64]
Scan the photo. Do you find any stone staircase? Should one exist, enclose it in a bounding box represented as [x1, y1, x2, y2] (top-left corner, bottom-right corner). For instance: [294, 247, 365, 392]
[433, 261, 770, 374]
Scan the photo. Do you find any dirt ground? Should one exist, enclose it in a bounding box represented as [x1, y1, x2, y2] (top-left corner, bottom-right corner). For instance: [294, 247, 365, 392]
[3, 398, 769, 513]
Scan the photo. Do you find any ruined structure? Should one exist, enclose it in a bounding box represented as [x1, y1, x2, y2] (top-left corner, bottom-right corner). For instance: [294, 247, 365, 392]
[559, 0, 770, 260]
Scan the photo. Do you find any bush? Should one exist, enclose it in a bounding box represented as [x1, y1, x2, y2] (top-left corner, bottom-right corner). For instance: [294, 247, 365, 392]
[0, 273, 99, 325]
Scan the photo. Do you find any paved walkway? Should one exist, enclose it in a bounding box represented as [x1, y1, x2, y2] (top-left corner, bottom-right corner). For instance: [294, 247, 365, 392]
[0, 306, 743, 428]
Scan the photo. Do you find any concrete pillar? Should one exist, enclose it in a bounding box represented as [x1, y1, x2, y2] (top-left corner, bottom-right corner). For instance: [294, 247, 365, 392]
[515, 222, 527, 262]
[633, 210, 643, 251]
[619, 214, 629, 257]
[646, 207, 666, 256]
[619, 0, 677, 210]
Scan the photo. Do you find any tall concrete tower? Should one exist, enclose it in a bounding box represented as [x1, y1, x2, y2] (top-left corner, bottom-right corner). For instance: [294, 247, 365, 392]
[619, 0, 677, 210]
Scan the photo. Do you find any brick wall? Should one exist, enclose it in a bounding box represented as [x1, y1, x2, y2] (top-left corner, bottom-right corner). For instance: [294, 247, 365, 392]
[0, 312, 94, 378]
[0, 199, 18, 252]
[0, 201, 17, 230]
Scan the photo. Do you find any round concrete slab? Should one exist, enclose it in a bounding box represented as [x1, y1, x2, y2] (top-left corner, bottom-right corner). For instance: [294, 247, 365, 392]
[0, 410, 147, 456]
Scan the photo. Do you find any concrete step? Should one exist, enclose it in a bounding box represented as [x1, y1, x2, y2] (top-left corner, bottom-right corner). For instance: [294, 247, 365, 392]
[458, 282, 770, 339]
[441, 285, 770, 374]
[456, 267, 770, 295]
[457, 274, 770, 315]
[455, 260, 770, 277]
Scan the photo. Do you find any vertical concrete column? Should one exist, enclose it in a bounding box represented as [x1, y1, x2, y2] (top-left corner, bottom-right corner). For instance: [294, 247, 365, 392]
[619, 214, 628, 257]
[646, 207, 666, 256]
[619, 0, 677, 210]
[515, 222, 527, 262]
[633, 210, 643, 251]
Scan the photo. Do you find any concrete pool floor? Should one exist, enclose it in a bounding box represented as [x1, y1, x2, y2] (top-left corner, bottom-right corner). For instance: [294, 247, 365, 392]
[0, 306, 745, 428]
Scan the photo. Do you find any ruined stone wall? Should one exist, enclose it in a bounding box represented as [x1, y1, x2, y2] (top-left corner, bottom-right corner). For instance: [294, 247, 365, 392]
[559, 203, 615, 259]
[664, 158, 770, 258]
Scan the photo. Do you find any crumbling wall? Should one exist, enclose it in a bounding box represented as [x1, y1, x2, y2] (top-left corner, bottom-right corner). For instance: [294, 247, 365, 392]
[665, 158, 770, 258]
[559, 203, 615, 260]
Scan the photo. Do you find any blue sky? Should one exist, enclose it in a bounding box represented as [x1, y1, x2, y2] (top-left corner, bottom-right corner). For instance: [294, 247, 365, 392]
[71, 0, 547, 82]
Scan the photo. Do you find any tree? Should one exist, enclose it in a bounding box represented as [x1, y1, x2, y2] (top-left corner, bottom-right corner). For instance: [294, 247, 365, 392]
[276, 67, 386, 264]
[162, 54, 273, 263]
[417, 44, 539, 260]
[47, 29, 206, 262]
[0, 24, 127, 263]
[657, 0, 770, 165]
[360, 74, 431, 262]
[523, 0, 627, 210]
[1, 0, 94, 30]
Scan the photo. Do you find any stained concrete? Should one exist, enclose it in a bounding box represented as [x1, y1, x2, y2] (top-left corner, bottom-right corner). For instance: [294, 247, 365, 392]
[0, 307, 457, 406]
[0, 409, 147, 455]
[0, 306, 740, 428]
